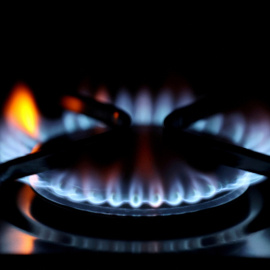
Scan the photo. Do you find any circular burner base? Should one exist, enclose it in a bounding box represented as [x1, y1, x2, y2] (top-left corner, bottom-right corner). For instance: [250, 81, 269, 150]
[28, 126, 255, 216]
[1, 181, 262, 253]
[32, 184, 248, 216]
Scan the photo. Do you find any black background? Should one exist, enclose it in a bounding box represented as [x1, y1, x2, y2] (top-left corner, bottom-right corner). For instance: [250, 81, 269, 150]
[1, 11, 269, 118]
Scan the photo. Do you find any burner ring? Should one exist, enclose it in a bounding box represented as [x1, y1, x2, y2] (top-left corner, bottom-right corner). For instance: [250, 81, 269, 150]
[28, 126, 255, 217]
[12, 183, 261, 253]
[31, 180, 248, 216]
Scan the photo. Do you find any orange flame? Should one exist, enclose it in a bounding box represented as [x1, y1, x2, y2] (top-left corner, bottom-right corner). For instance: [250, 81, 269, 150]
[4, 83, 40, 139]
[113, 111, 120, 120]
[61, 96, 84, 113]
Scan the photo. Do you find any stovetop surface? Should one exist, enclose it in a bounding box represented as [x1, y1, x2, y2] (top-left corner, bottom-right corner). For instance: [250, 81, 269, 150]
[0, 176, 270, 257]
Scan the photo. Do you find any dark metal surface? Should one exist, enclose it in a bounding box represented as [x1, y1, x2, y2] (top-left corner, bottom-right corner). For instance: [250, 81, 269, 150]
[164, 129, 270, 177]
[0, 128, 129, 183]
[0, 179, 270, 256]
[61, 95, 131, 127]
[164, 91, 248, 129]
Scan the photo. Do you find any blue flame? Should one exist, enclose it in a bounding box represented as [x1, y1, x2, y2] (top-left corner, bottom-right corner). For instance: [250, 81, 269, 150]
[115, 88, 133, 119]
[153, 90, 174, 125]
[133, 89, 153, 125]
[1, 88, 269, 215]
[189, 102, 270, 156]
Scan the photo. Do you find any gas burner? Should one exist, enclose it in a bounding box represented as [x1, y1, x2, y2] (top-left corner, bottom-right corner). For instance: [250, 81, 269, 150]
[0, 180, 263, 253]
[29, 126, 249, 216]
[1, 83, 270, 217]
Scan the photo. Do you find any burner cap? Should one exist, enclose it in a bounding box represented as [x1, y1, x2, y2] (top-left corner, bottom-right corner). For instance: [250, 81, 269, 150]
[29, 126, 252, 216]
